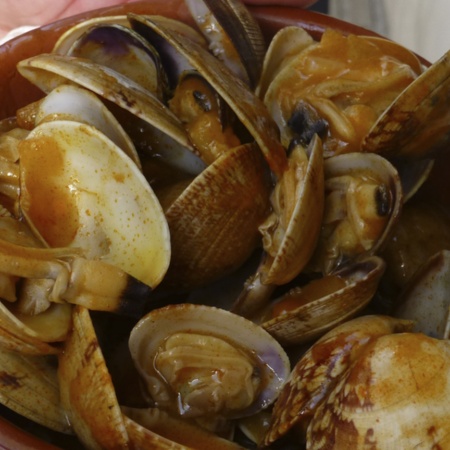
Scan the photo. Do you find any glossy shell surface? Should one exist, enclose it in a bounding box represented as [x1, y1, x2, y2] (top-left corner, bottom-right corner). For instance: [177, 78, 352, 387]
[0, 2, 447, 449]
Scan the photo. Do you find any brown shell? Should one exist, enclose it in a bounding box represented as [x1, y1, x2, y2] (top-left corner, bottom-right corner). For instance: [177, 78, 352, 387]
[163, 143, 271, 289]
[362, 49, 450, 159]
[308, 333, 450, 449]
[262, 256, 386, 346]
[128, 14, 288, 178]
[264, 315, 413, 446]
[58, 305, 129, 449]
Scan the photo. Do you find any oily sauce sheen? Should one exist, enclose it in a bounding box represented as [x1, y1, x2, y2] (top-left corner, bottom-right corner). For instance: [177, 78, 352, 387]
[19, 135, 79, 247]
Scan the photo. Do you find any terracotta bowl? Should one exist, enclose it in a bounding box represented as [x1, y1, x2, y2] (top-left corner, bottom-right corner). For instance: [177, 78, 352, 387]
[0, 1, 447, 449]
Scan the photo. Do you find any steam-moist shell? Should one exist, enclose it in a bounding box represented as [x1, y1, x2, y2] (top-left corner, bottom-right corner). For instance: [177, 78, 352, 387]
[163, 142, 271, 289]
[308, 333, 450, 449]
[19, 120, 170, 288]
[35, 84, 140, 167]
[129, 303, 291, 419]
[128, 13, 288, 177]
[17, 53, 194, 154]
[262, 256, 386, 346]
[264, 315, 414, 447]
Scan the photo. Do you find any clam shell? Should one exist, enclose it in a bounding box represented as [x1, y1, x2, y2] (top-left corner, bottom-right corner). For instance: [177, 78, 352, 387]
[0, 350, 71, 433]
[17, 52, 194, 153]
[262, 256, 386, 346]
[232, 136, 324, 319]
[19, 120, 170, 288]
[35, 84, 140, 167]
[163, 142, 271, 289]
[312, 152, 403, 274]
[185, 0, 266, 88]
[129, 303, 291, 420]
[260, 135, 324, 286]
[128, 14, 287, 177]
[129, 15, 209, 90]
[362, 49, 450, 159]
[308, 333, 450, 449]
[264, 315, 413, 446]
[58, 305, 130, 449]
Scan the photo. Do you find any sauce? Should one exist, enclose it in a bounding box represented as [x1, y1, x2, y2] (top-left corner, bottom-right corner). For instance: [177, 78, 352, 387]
[19, 135, 79, 247]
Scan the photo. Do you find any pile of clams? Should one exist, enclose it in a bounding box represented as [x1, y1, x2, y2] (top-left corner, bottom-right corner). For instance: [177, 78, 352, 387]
[0, 0, 450, 448]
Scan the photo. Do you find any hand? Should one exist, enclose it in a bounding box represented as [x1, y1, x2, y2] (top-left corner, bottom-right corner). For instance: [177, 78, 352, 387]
[0, 0, 318, 40]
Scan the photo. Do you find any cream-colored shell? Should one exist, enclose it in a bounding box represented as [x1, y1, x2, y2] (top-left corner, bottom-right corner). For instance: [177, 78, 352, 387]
[129, 303, 291, 419]
[19, 120, 170, 288]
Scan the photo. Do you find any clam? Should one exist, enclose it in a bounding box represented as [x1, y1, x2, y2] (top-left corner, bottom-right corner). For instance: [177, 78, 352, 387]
[16, 52, 202, 176]
[307, 331, 450, 449]
[19, 120, 170, 289]
[261, 255, 386, 346]
[264, 315, 414, 447]
[128, 13, 287, 177]
[162, 142, 271, 290]
[129, 303, 291, 425]
[362, 49, 450, 159]
[185, 0, 266, 88]
[232, 135, 324, 318]
[262, 28, 421, 156]
[310, 152, 403, 274]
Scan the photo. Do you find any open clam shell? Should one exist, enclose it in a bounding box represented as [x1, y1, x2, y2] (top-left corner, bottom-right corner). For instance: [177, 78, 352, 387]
[262, 28, 421, 156]
[362, 49, 450, 159]
[260, 134, 324, 286]
[128, 14, 287, 177]
[185, 0, 266, 88]
[232, 135, 324, 319]
[17, 52, 194, 155]
[58, 305, 130, 449]
[19, 120, 171, 289]
[129, 303, 291, 421]
[262, 255, 386, 346]
[311, 152, 403, 274]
